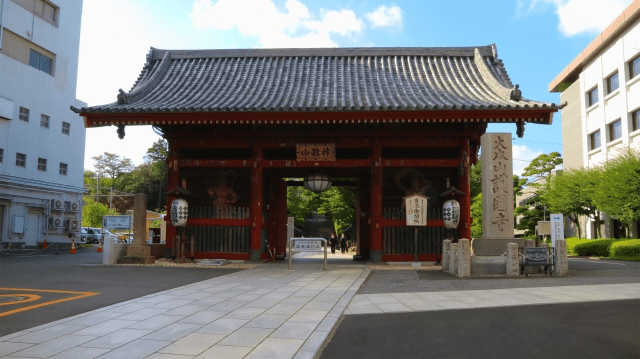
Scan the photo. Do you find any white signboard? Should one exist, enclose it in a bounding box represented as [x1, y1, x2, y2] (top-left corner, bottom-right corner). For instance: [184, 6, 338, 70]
[550, 214, 564, 248]
[292, 240, 323, 251]
[102, 215, 132, 230]
[405, 195, 428, 226]
[287, 217, 295, 247]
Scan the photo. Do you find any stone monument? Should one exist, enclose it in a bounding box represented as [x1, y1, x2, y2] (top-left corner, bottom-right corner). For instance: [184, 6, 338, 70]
[118, 194, 155, 264]
[472, 133, 525, 256]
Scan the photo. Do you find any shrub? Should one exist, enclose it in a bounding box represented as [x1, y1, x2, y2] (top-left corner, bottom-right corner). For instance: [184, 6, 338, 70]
[566, 237, 593, 255]
[610, 240, 640, 261]
[573, 239, 627, 257]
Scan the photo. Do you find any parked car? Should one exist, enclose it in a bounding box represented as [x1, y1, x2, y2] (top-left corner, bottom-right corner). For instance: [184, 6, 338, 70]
[83, 227, 102, 244]
[77, 227, 89, 243]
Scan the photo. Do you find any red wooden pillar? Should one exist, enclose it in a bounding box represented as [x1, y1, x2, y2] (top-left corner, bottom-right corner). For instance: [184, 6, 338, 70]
[250, 146, 263, 262]
[275, 178, 287, 257]
[166, 154, 180, 252]
[370, 142, 383, 262]
[458, 139, 471, 239]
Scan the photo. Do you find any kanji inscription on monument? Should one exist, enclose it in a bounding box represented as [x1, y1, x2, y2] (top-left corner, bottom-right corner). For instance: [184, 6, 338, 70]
[481, 133, 514, 238]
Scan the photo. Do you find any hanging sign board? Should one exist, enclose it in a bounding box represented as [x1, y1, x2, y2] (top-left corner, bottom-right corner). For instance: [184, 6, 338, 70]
[102, 215, 132, 230]
[296, 143, 336, 162]
[405, 195, 428, 226]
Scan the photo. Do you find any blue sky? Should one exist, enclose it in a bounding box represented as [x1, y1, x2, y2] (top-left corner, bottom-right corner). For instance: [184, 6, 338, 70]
[76, 0, 634, 175]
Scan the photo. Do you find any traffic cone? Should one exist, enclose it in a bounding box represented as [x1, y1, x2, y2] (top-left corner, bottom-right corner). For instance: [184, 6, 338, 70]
[42, 238, 47, 249]
[97, 241, 102, 253]
[70, 240, 76, 254]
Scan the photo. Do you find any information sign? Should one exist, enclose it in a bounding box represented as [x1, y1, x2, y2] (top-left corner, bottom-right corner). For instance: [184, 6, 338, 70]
[550, 214, 564, 248]
[287, 217, 295, 247]
[102, 215, 132, 230]
[523, 247, 549, 265]
[292, 240, 323, 251]
[405, 195, 427, 226]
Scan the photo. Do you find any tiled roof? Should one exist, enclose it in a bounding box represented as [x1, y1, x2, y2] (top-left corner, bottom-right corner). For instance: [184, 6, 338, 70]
[79, 45, 556, 115]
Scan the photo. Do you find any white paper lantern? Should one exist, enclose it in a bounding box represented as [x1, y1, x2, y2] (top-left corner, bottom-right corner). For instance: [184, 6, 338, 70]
[442, 199, 460, 229]
[171, 199, 189, 227]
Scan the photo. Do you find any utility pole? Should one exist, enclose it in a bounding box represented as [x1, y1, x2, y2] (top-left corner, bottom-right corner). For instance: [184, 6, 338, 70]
[95, 173, 100, 202]
[110, 187, 113, 209]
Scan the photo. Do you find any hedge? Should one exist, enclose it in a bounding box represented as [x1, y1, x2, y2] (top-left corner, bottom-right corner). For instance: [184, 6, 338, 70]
[573, 239, 627, 257]
[610, 240, 640, 261]
[566, 238, 593, 255]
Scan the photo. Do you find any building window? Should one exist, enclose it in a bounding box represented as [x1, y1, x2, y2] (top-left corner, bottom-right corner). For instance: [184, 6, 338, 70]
[29, 50, 53, 75]
[19, 107, 29, 122]
[631, 55, 640, 80]
[43, 1, 56, 22]
[632, 109, 640, 132]
[590, 130, 601, 150]
[40, 114, 50, 128]
[16, 153, 26, 167]
[609, 120, 622, 142]
[606, 72, 619, 94]
[0, 148, 3, 163]
[59, 163, 67, 175]
[38, 158, 47, 171]
[61, 121, 70, 135]
[587, 87, 598, 107]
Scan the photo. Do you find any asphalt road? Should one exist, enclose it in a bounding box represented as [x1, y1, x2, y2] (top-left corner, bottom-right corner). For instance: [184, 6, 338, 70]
[320, 258, 640, 359]
[321, 299, 640, 359]
[0, 246, 242, 337]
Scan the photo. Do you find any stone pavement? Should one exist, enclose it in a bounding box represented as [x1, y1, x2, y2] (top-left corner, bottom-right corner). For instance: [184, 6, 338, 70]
[2, 254, 640, 359]
[0, 253, 368, 359]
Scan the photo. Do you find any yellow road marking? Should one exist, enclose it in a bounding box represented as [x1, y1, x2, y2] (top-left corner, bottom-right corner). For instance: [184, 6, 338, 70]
[0, 288, 99, 318]
[0, 294, 41, 306]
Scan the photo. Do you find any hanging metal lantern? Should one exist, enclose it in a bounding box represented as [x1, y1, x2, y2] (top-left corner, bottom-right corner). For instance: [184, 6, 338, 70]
[171, 199, 189, 227]
[303, 173, 332, 193]
[442, 199, 460, 229]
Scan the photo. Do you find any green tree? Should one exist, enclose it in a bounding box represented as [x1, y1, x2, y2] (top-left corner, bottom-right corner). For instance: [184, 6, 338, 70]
[91, 152, 134, 180]
[81, 197, 115, 227]
[470, 193, 482, 238]
[515, 152, 563, 237]
[286, 182, 356, 236]
[544, 167, 602, 239]
[592, 148, 640, 238]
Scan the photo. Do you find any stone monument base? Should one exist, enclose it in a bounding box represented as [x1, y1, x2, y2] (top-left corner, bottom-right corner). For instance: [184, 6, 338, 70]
[118, 245, 155, 264]
[470, 255, 507, 275]
[471, 238, 526, 256]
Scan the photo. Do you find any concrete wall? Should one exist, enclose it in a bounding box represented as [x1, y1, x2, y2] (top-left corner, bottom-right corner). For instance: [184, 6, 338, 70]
[560, 81, 583, 171]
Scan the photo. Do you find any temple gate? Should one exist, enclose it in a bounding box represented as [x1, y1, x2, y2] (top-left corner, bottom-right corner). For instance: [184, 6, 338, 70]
[76, 45, 557, 262]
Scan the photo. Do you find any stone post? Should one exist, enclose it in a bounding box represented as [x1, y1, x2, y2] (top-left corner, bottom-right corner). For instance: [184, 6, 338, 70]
[120, 194, 154, 264]
[506, 243, 519, 276]
[450, 243, 459, 276]
[457, 239, 470, 278]
[554, 239, 568, 276]
[442, 240, 451, 272]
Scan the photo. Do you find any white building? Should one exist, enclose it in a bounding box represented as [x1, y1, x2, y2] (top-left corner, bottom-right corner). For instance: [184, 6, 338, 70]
[550, 0, 640, 238]
[0, 0, 85, 249]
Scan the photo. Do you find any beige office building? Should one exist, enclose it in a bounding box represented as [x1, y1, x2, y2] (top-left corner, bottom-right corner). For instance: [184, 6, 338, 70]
[549, 0, 640, 238]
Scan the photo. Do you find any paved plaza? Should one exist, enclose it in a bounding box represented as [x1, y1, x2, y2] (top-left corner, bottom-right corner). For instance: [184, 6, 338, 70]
[1, 252, 640, 358]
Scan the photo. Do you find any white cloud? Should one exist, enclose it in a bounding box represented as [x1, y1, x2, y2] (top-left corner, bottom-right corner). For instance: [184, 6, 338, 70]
[518, 0, 633, 37]
[512, 145, 543, 177]
[365, 4, 403, 30]
[189, 0, 363, 48]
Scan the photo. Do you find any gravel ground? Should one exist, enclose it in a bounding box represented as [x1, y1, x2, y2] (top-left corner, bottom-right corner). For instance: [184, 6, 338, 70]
[358, 259, 640, 294]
